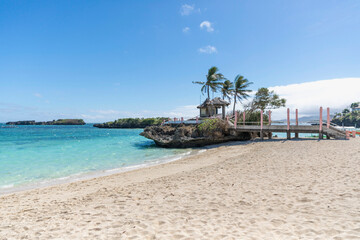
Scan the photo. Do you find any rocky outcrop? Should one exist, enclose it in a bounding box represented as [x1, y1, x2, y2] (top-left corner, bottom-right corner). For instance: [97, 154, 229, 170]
[6, 119, 86, 125]
[140, 120, 256, 148]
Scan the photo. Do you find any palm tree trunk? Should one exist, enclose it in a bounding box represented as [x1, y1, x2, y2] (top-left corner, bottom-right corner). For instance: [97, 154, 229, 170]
[233, 95, 237, 116]
[207, 85, 210, 99]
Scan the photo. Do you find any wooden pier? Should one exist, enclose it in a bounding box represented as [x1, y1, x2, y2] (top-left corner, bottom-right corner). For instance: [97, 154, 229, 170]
[229, 124, 347, 140]
[228, 107, 348, 140]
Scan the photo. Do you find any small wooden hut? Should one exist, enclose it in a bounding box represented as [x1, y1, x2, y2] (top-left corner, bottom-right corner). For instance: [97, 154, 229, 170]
[197, 97, 230, 119]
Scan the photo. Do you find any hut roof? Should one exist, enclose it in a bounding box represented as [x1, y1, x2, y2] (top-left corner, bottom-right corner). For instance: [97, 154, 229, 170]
[197, 97, 230, 108]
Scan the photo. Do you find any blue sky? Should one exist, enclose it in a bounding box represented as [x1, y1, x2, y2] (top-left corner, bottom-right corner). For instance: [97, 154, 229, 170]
[1, 0, 360, 122]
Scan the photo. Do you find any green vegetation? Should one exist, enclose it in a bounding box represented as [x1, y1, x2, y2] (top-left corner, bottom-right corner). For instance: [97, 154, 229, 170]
[193, 66, 225, 99]
[241, 110, 269, 125]
[252, 87, 286, 111]
[332, 103, 360, 127]
[198, 118, 221, 132]
[221, 80, 234, 102]
[6, 119, 85, 125]
[197, 118, 228, 137]
[232, 75, 253, 114]
[94, 118, 168, 128]
[52, 119, 85, 125]
[350, 102, 359, 109]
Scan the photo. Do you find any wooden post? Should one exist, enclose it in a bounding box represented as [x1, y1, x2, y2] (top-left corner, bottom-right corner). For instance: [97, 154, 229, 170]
[287, 108, 291, 139]
[287, 108, 290, 130]
[196, 116, 199, 124]
[296, 109, 299, 126]
[243, 111, 245, 126]
[268, 110, 272, 139]
[327, 107, 330, 129]
[319, 107, 323, 139]
[268, 111, 272, 125]
[260, 110, 264, 140]
[234, 112, 237, 129]
[295, 109, 299, 139]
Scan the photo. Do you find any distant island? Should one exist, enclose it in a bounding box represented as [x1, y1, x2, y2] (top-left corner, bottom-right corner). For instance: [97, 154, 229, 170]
[94, 118, 168, 129]
[6, 119, 86, 125]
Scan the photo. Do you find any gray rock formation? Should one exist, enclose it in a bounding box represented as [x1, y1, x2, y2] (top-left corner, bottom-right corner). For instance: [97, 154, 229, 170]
[140, 121, 256, 148]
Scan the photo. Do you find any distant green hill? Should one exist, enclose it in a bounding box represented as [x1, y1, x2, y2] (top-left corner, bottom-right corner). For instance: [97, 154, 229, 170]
[94, 118, 168, 128]
[331, 102, 360, 127]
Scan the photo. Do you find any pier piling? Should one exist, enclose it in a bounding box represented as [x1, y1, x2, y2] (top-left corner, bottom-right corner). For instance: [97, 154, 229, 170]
[287, 108, 291, 140]
[260, 110, 264, 140]
[295, 109, 299, 139]
[243, 112, 245, 126]
[319, 107, 323, 140]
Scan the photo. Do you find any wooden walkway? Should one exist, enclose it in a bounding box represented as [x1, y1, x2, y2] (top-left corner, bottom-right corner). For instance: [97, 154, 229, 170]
[229, 124, 347, 140]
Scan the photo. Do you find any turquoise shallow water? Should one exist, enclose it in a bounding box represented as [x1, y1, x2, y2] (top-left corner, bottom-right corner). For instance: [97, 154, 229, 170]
[0, 124, 190, 193]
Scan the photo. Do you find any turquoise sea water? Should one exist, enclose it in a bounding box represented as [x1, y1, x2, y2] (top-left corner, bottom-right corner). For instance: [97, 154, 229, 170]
[0, 124, 190, 193]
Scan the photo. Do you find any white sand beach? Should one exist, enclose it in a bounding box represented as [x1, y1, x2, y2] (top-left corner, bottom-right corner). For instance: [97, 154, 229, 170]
[0, 139, 359, 239]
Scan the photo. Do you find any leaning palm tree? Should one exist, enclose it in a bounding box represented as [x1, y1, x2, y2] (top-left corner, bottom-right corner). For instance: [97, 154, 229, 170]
[221, 80, 234, 102]
[193, 66, 225, 99]
[232, 75, 253, 114]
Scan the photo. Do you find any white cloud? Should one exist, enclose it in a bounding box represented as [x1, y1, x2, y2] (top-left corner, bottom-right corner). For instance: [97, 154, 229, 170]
[182, 27, 190, 33]
[200, 21, 214, 32]
[80, 114, 107, 120]
[90, 109, 123, 115]
[79, 106, 199, 122]
[268, 78, 360, 120]
[163, 105, 198, 118]
[180, 4, 195, 16]
[34, 93, 42, 98]
[198, 45, 217, 54]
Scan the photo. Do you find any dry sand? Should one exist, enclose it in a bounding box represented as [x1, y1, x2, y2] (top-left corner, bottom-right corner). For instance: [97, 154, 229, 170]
[0, 138, 360, 239]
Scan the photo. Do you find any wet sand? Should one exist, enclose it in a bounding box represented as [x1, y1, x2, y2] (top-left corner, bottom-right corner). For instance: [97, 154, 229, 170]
[0, 139, 359, 239]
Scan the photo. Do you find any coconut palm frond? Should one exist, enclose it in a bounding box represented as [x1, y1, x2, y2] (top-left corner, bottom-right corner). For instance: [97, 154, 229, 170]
[193, 81, 205, 85]
[193, 66, 225, 99]
[232, 75, 253, 114]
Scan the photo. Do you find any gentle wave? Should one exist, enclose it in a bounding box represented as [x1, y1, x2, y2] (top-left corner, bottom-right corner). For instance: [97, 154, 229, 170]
[0, 125, 193, 195]
[0, 149, 198, 195]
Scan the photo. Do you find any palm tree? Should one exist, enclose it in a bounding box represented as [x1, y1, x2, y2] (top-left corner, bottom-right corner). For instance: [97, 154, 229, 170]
[232, 75, 253, 114]
[221, 80, 234, 102]
[193, 66, 225, 99]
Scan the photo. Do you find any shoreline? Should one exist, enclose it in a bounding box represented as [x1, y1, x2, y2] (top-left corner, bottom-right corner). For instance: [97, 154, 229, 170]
[0, 147, 200, 196]
[0, 140, 250, 199]
[0, 137, 340, 196]
[0, 138, 255, 197]
[1, 138, 359, 239]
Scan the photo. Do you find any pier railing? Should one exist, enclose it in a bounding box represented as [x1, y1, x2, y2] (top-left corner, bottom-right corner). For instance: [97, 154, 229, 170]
[228, 107, 351, 140]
